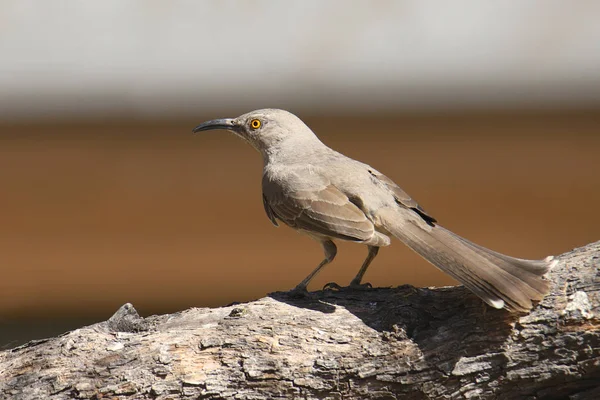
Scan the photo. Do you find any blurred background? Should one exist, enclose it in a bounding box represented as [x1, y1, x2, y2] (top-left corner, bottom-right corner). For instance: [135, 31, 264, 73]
[1, 1, 599, 349]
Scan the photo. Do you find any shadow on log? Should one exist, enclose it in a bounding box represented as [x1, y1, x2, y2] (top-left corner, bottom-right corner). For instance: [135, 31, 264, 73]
[1, 242, 599, 399]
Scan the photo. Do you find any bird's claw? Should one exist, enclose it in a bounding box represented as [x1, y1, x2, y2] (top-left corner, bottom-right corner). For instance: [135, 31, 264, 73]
[323, 282, 343, 291]
[323, 281, 373, 291]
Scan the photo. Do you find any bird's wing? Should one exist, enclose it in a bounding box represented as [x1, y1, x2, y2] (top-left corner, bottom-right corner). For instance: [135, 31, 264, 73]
[368, 169, 437, 225]
[262, 194, 279, 226]
[262, 177, 375, 242]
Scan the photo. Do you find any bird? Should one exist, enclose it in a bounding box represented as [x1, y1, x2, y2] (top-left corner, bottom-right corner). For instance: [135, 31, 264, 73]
[192, 108, 556, 312]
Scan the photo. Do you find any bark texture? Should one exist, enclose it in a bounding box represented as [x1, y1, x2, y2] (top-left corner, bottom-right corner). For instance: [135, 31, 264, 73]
[1, 242, 599, 400]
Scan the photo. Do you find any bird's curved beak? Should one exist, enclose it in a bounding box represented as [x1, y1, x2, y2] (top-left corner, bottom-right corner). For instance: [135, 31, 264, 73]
[192, 118, 238, 133]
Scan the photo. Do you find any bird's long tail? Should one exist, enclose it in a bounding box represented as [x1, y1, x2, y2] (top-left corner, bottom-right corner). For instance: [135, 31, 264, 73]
[378, 208, 556, 312]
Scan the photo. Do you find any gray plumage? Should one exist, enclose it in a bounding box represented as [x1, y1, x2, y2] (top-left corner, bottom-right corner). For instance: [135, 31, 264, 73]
[193, 108, 556, 312]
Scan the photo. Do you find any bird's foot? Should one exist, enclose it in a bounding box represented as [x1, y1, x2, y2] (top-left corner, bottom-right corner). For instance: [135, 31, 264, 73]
[286, 285, 311, 299]
[323, 281, 373, 291]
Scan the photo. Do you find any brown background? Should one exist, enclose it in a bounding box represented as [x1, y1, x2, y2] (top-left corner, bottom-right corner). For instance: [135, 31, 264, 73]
[1, 109, 599, 347]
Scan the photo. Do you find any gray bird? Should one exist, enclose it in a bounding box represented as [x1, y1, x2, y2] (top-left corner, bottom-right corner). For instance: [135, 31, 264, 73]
[193, 109, 555, 312]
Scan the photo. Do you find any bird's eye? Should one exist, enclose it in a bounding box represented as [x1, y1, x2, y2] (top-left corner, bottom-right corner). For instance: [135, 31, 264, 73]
[250, 119, 262, 130]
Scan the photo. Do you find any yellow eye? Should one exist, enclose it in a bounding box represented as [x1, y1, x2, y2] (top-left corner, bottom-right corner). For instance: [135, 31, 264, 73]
[250, 119, 261, 130]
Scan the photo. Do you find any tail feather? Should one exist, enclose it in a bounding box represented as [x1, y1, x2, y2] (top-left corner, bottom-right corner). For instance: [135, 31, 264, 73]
[378, 208, 554, 312]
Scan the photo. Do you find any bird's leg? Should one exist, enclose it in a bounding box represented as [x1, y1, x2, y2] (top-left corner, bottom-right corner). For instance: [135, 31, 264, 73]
[324, 246, 379, 291]
[350, 246, 379, 287]
[289, 240, 337, 296]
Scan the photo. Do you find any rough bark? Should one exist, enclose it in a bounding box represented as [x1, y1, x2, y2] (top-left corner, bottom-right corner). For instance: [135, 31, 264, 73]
[1, 242, 599, 400]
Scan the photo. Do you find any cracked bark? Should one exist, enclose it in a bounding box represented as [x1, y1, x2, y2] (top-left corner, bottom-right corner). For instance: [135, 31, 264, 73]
[1, 242, 599, 400]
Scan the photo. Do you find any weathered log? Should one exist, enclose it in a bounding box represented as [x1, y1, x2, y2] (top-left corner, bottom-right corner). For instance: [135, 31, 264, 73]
[1, 242, 599, 400]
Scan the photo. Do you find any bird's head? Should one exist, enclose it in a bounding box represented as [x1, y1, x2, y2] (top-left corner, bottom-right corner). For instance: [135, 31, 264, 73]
[192, 109, 321, 158]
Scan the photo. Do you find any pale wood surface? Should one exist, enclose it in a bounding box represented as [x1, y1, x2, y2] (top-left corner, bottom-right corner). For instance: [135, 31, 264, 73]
[1, 242, 598, 400]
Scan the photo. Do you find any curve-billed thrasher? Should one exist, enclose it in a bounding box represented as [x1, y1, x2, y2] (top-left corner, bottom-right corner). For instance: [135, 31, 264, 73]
[193, 109, 555, 312]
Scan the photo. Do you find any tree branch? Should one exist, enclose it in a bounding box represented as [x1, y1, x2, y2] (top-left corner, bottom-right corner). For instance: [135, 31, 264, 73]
[1, 242, 599, 399]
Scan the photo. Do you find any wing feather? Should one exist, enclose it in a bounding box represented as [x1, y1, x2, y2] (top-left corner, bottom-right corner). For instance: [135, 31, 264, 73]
[263, 177, 374, 242]
[369, 170, 437, 225]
